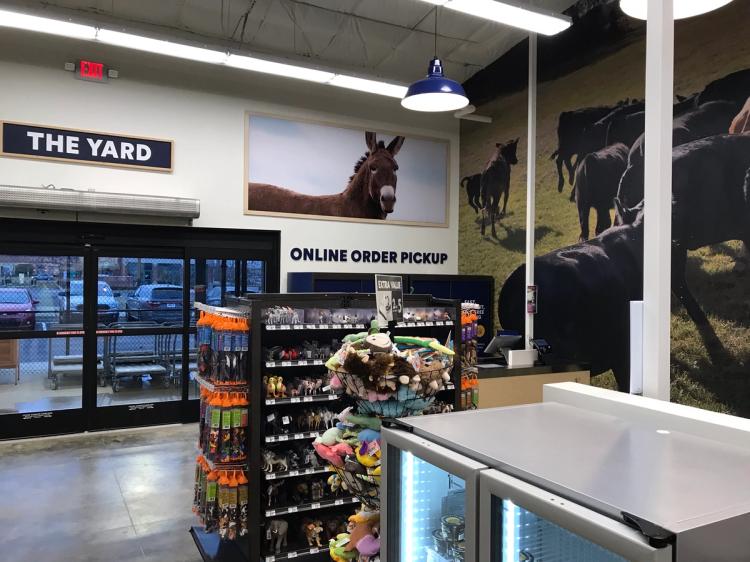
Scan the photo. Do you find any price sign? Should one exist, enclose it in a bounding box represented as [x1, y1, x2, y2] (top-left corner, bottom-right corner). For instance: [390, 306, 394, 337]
[375, 274, 404, 327]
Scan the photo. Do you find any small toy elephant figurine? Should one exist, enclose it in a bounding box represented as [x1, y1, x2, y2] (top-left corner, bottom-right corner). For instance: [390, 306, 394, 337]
[267, 519, 288, 554]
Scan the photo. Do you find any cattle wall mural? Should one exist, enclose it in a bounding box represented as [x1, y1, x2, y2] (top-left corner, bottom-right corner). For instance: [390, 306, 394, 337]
[459, 0, 750, 415]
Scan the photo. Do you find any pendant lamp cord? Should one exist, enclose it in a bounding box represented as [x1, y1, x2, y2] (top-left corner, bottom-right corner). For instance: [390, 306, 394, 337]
[434, 7, 438, 58]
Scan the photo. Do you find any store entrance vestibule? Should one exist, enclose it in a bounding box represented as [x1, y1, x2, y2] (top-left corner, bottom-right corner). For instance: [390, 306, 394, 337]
[0, 219, 279, 439]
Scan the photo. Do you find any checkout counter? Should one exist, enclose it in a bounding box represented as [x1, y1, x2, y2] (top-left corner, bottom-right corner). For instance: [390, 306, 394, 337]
[475, 362, 590, 408]
[471, 333, 590, 409]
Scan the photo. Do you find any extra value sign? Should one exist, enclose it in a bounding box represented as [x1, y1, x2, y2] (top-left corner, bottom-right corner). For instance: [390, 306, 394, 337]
[0, 121, 173, 172]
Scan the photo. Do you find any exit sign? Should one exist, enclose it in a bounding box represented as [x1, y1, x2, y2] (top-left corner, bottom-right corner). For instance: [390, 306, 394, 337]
[77, 60, 107, 82]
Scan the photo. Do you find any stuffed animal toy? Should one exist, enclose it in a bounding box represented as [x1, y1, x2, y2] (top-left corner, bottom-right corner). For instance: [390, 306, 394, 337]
[355, 442, 381, 468]
[319, 426, 343, 446]
[357, 429, 381, 443]
[329, 534, 357, 562]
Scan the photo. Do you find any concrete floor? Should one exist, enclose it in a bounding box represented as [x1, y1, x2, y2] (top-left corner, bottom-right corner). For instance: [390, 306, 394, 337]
[0, 424, 203, 562]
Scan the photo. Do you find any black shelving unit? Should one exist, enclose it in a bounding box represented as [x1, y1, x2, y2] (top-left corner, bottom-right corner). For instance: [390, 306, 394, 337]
[192, 292, 461, 562]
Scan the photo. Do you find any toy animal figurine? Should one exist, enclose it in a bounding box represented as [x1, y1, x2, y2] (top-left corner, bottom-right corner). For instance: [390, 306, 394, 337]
[291, 482, 309, 504]
[324, 517, 347, 541]
[265, 376, 286, 398]
[321, 409, 335, 428]
[302, 379, 315, 396]
[287, 450, 301, 470]
[296, 410, 309, 432]
[311, 410, 322, 430]
[266, 481, 286, 507]
[311, 480, 324, 501]
[267, 519, 288, 554]
[303, 520, 324, 547]
[262, 449, 289, 472]
[303, 447, 320, 468]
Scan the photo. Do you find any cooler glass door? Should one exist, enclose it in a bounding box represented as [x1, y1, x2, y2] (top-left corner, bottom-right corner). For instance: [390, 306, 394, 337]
[381, 427, 487, 562]
[479, 470, 672, 562]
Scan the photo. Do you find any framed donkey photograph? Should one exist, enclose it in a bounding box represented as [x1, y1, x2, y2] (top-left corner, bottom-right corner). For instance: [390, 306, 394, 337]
[244, 113, 450, 227]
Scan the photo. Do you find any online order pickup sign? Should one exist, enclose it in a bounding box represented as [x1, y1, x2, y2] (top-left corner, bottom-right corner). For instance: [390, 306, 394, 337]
[375, 274, 404, 327]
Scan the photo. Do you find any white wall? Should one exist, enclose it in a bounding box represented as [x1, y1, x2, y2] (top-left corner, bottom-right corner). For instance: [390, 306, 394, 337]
[0, 31, 459, 290]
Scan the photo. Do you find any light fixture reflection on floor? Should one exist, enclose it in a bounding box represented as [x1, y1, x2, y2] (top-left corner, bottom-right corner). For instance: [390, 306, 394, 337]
[619, 0, 734, 20]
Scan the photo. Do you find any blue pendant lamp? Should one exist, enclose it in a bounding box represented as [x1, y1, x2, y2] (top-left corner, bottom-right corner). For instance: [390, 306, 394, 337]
[401, 8, 469, 112]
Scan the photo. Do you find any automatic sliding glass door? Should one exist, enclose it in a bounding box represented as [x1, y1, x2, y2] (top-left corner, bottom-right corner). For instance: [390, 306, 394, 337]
[0, 250, 86, 438]
[88, 249, 187, 430]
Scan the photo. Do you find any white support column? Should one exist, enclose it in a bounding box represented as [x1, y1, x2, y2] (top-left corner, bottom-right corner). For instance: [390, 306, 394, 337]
[643, 0, 674, 400]
[525, 32, 537, 350]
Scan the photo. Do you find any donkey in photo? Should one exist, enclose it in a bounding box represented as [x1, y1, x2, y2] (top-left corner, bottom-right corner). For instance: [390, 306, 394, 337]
[247, 132, 404, 219]
[480, 138, 519, 239]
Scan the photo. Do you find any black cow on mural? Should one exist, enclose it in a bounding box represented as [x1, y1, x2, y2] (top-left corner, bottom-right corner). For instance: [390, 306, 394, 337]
[498, 207, 644, 392]
[617, 100, 740, 207]
[551, 104, 621, 193]
[697, 68, 750, 108]
[480, 139, 519, 239]
[617, 134, 750, 330]
[461, 173, 482, 214]
[605, 110, 644, 148]
[573, 142, 629, 241]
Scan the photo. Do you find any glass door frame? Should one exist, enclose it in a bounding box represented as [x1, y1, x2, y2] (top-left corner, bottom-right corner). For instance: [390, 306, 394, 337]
[85, 245, 188, 431]
[479, 469, 673, 562]
[0, 217, 280, 438]
[184, 247, 278, 421]
[381, 426, 487, 562]
[0, 242, 88, 439]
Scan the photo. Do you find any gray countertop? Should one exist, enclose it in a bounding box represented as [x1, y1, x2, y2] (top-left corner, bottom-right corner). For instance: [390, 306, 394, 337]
[476, 361, 589, 379]
[396, 402, 750, 534]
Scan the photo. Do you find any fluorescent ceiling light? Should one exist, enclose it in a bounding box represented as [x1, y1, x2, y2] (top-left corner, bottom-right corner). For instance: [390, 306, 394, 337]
[328, 75, 408, 99]
[0, 8, 407, 100]
[0, 8, 97, 40]
[419, 0, 571, 36]
[97, 29, 228, 64]
[619, 0, 734, 20]
[226, 55, 334, 83]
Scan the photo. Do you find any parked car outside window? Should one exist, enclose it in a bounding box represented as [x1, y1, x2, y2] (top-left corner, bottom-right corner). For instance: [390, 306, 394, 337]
[126, 284, 187, 324]
[57, 281, 119, 325]
[0, 288, 36, 329]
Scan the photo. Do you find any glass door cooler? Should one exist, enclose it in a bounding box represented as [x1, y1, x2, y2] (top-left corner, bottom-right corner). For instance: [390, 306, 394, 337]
[383, 403, 750, 562]
[381, 428, 487, 562]
[480, 470, 669, 562]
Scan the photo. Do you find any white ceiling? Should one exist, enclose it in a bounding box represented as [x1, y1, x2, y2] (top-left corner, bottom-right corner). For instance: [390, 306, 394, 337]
[6, 0, 576, 84]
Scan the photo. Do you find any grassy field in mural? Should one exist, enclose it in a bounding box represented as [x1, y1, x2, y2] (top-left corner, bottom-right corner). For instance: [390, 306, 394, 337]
[459, 3, 750, 413]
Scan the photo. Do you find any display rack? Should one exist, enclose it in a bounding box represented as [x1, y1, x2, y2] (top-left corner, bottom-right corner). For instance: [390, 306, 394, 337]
[190, 292, 461, 562]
